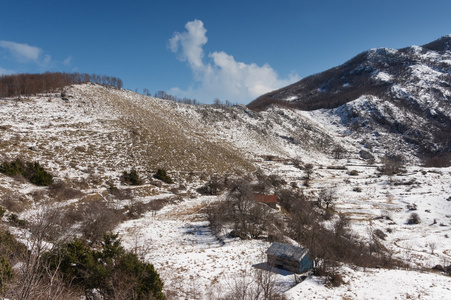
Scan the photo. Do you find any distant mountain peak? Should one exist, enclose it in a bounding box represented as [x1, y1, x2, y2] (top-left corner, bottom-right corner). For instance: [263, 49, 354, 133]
[247, 35, 451, 158]
[421, 34, 451, 52]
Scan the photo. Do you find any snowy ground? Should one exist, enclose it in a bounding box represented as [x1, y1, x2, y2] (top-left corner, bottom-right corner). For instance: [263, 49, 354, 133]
[287, 267, 451, 299]
[116, 195, 285, 298]
[115, 160, 451, 299]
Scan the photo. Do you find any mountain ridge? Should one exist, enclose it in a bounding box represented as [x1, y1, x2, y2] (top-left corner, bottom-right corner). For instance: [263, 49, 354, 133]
[248, 35, 451, 159]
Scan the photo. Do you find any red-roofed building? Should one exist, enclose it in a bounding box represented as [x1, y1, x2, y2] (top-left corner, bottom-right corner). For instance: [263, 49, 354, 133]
[254, 194, 277, 209]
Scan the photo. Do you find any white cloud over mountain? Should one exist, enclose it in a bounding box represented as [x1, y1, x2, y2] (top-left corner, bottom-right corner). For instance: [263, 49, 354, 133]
[0, 40, 72, 72]
[0, 40, 42, 63]
[169, 20, 299, 103]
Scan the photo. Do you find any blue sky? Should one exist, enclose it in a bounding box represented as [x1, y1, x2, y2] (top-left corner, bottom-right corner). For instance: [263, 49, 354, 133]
[1, 0, 450, 104]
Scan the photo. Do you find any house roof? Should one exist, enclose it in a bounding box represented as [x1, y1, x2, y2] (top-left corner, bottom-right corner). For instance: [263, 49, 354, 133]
[265, 242, 308, 262]
[254, 194, 277, 203]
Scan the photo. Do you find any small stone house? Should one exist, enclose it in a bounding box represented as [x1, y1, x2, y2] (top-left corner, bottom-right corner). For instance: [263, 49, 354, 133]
[254, 194, 277, 209]
[266, 242, 313, 274]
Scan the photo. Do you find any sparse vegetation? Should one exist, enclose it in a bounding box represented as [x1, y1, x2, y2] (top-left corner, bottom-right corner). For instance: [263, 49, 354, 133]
[7, 214, 26, 227]
[276, 188, 404, 285]
[205, 177, 278, 240]
[49, 180, 84, 201]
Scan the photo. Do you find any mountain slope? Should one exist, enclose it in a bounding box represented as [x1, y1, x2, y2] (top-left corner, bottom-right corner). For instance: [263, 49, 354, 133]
[248, 35, 451, 158]
[0, 83, 339, 183]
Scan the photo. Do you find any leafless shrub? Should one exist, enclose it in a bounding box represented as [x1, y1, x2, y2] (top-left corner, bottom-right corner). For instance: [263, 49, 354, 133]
[1, 208, 77, 300]
[332, 145, 346, 159]
[379, 154, 406, 176]
[12, 174, 28, 184]
[327, 165, 347, 170]
[204, 178, 277, 240]
[317, 188, 337, 209]
[374, 229, 387, 240]
[423, 153, 451, 168]
[407, 203, 417, 211]
[197, 176, 228, 195]
[49, 180, 84, 201]
[77, 201, 125, 244]
[29, 189, 46, 202]
[1, 191, 26, 213]
[222, 264, 287, 300]
[43, 199, 125, 245]
[304, 163, 314, 180]
[88, 174, 103, 186]
[34, 205, 77, 243]
[170, 185, 186, 195]
[108, 184, 132, 200]
[348, 170, 359, 176]
[71, 177, 90, 190]
[224, 180, 275, 239]
[407, 213, 421, 225]
[125, 198, 167, 219]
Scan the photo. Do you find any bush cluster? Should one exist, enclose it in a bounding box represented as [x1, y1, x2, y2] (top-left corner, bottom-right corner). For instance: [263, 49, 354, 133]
[0, 257, 13, 293]
[153, 169, 173, 184]
[122, 169, 142, 185]
[0, 158, 53, 186]
[47, 233, 165, 299]
[407, 213, 421, 225]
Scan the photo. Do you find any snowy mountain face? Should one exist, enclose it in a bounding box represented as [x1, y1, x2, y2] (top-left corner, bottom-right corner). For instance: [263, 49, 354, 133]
[249, 35, 451, 159]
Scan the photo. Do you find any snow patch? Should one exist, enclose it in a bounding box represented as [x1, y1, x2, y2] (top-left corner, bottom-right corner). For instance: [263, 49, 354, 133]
[375, 71, 393, 82]
[285, 95, 298, 102]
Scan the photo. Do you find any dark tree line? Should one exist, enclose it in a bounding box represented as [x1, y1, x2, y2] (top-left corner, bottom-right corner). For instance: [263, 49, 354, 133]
[0, 72, 123, 98]
[152, 90, 200, 105]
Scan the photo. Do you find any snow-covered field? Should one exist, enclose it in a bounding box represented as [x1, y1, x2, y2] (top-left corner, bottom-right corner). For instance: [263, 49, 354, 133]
[115, 160, 451, 299]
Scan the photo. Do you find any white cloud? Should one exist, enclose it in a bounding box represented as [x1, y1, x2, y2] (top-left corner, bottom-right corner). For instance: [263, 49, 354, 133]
[0, 40, 42, 63]
[62, 56, 72, 66]
[0, 40, 65, 69]
[0, 66, 16, 75]
[169, 20, 208, 73]
[169, 20, 300, 104]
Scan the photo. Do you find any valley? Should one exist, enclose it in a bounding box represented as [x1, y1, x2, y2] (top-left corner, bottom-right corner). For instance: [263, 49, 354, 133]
[0, 81, 450, 299]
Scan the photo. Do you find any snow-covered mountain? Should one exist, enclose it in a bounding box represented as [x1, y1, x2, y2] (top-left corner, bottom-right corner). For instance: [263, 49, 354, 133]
[249, 35, 451, 159]
[0, 83, 339, 180]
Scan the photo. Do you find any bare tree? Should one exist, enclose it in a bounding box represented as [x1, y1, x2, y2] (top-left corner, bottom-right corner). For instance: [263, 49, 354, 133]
[5, 207, 72, 300]
[317, 188, 336, 209]
[332, 145, 346, 159]
[304, 164, 314, 180]
[254, 266, 283, 300]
